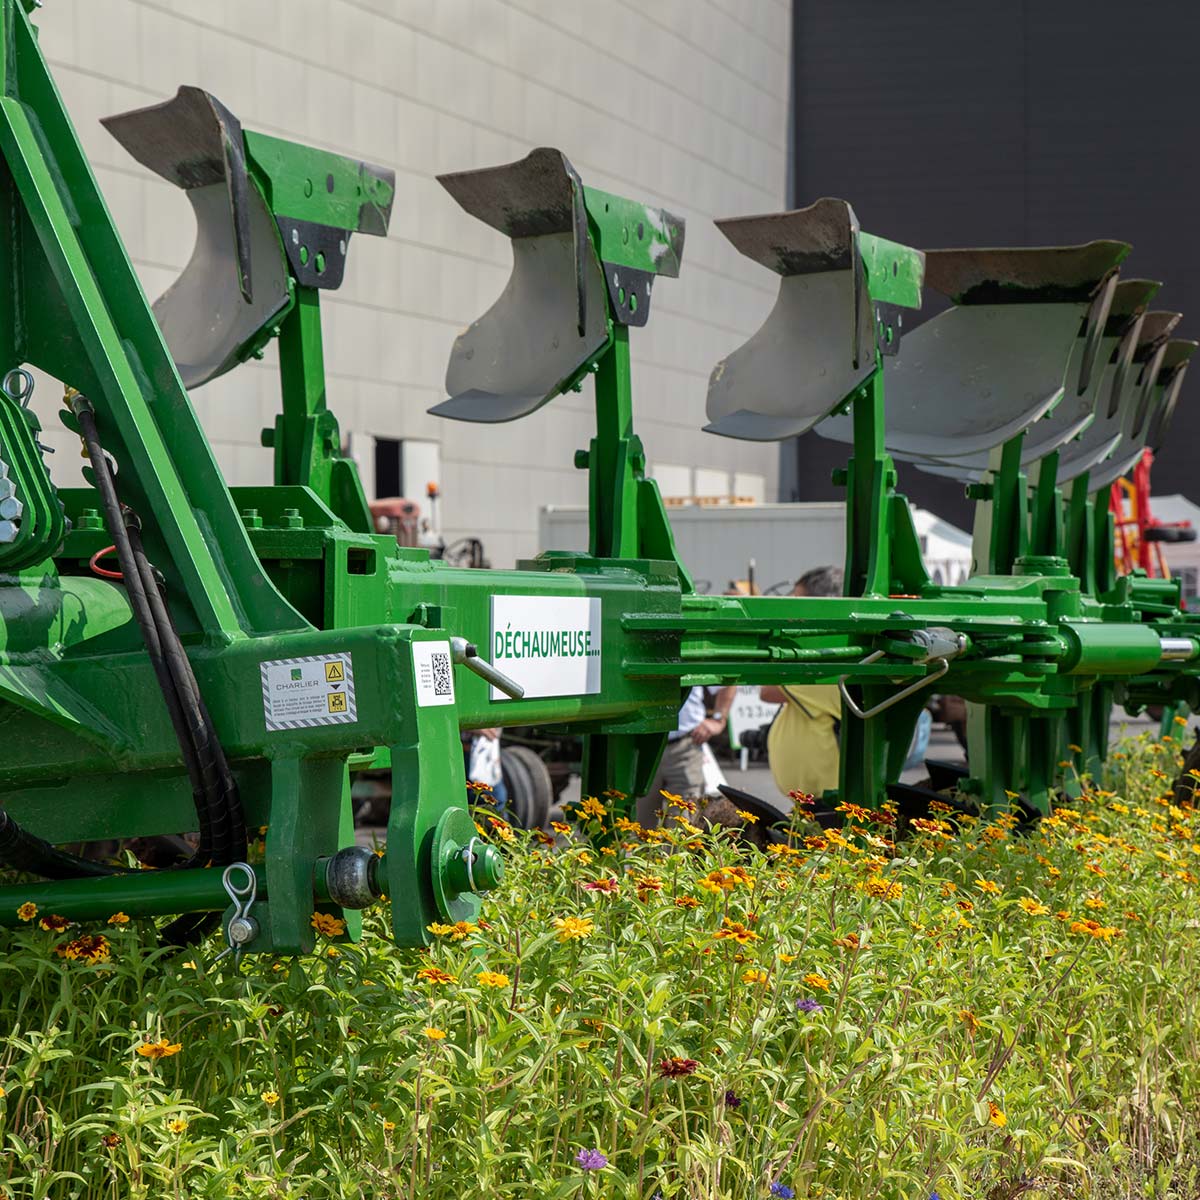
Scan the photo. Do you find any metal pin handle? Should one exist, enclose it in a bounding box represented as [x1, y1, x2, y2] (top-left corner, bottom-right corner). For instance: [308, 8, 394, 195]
[838, 655, 951, 721]
[837, 629, 965, 721]
[449, 635, 525, 700]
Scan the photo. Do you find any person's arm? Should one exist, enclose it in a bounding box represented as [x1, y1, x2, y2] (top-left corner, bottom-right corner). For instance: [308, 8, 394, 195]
[690, 685, 737, 744]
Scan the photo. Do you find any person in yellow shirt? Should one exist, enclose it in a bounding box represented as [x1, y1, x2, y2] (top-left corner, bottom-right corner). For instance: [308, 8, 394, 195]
[760, 566, 842, 800]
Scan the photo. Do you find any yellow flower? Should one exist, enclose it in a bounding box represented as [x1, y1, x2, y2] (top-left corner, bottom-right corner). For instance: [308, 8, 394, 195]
[674, 895, 700, 909]
[167, 1118, 188, 1134]
[552, 915, 594, 942]
[741, 968, 769, 985]
[261, 1090, 280, 1105]
[580, 796, 607, 820]
[940, 881, 957, 896]
[107, 912, 130, 926]
[551, 821, 571, 835]
[959, 1009, 979, 1034]
[778, 952, 798, 962]
[659, 789, 682, 804]
[310, 912, 346, 937]
[1084, 896, 1106, 910]
[136, 1037, 182, 1060]
[974, 879, 1002, 895]
[476, 970, 510, 989]
[1018, 897, 1050, 916]
[1067, 743, 1083, 753]
[862, 876, 903, 901]
[987, 1102, 1007, 1127]
[803, 972, 831, 992]
[736, 809, 759, 824]
[16, 902, 37, 922]
[383, 1119, 396, 1132]
[423, 1027, 447, 1041]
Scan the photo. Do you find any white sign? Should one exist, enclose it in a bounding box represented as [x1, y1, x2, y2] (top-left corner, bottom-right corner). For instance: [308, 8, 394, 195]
[728, 685, 780, 751]
[261, 653, 355, 731]
[489, 594, 602, 700]
[412, 640, 456, 707]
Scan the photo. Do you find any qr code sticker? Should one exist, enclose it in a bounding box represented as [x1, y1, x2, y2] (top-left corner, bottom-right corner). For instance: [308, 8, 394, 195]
[413, 640, 455, 707]
[430, 651, 452, 696]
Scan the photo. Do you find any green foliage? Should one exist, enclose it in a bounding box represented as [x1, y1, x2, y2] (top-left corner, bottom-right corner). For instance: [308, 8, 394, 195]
[4, 733, 1200, 1198]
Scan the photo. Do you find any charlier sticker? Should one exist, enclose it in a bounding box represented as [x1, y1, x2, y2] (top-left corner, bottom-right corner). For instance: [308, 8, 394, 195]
[489, 594, 602, 700]
[261, 653, 356, 730]
[412, 639, 456, 707]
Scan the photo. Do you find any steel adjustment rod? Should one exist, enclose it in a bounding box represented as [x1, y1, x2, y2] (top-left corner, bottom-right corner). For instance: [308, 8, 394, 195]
[449, 635, 525, 700]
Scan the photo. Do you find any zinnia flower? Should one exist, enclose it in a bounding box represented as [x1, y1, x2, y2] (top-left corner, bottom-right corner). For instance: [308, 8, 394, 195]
[802, 972, 831, 991]
[714, 920, 759, 944]
[674, 895, 700, 909]
[107, 912, 130, 926]
[39, 914, 71, 932]
[581, 878, 619, 894]
[167, 1119, 188, 1134]
[741, 968, 768, 985]
[552, 915, 594, 942]
[476, 970, 510, 988]
[136, 1037, 182, 1060]
[416, 966, 455, 985]
[658, 1056, 699, 1078]
[310, 912, 346, 937]
[16, 902, 36, 922]
[423, 1027, 447, 1041]
[987, 1101, 1007, 1127]
[1018, 898, 1050, 916]
[261, 1091, 280, 1105]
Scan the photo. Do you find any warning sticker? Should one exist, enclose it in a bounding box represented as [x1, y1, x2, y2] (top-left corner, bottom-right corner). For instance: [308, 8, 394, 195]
[412, 639, 455, 707]
[261, 653, 356, 731]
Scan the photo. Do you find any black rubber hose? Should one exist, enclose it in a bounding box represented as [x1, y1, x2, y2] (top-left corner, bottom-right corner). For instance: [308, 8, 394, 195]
[0, 809, 119, 879]
[126, 520, 245, 862]
[74, 401, 221, 862]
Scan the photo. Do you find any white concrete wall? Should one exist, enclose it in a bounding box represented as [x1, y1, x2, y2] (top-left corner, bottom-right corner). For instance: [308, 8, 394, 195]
[33, 0, 790, 567]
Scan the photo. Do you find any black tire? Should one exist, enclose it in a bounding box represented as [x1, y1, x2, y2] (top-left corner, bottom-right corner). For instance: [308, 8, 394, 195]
[502, 744, 553, 829]
[500, 748, 534, 829]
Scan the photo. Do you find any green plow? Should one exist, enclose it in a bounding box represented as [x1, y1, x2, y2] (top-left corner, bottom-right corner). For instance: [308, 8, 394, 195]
[0, 0, 1197, 962]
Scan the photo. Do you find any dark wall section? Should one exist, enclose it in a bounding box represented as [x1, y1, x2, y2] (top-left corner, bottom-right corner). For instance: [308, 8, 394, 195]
[782, 0, 1200, 526]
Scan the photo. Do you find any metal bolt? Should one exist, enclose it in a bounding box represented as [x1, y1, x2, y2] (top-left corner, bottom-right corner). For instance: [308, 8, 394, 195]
[0, 478, 15, 501]
[227, 914, 258, 946]
[0, 520, 18, 544]
[0, 497, 23, 521]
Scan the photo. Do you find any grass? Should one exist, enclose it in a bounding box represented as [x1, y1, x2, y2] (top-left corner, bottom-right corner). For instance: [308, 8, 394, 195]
[4, 730, 1200, 1198]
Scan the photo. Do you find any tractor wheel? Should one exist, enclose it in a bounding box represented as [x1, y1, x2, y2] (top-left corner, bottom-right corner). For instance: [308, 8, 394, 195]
[500, 748, 534, 829]
[502, 744, 553, 829]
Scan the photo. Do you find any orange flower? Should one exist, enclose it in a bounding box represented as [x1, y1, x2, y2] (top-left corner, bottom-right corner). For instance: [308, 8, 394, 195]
[959, 1009, 979, 1034]
[674, 895, 701, 909]
[416, 966, 455, 985]
[476, 970, 510, 989]
[39, 914, 71, 932]
[136, 1037, 182, 1060]
[974, 879, 1002, 895]
[802, 972, 831, 992]
[16, 902, 36, 922]
[310, 912, 346, 937]
[714, 920, 760, 945]
[987, 1101, 1007, 1127]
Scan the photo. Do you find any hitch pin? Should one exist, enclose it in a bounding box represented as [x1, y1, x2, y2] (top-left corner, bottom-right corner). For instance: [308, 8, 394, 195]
[838, 628, 966, 721]
[213, 862, 259, 969]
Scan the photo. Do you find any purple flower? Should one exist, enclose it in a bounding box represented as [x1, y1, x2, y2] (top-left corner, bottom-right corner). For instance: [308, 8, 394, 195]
[795, 997, 824, 1013]
[724, 1088, 743, 1109]
[575, 1148, 608, 1171]
[770, 1185, 795, 1198]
